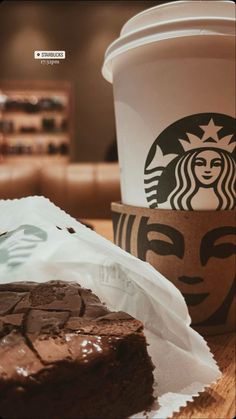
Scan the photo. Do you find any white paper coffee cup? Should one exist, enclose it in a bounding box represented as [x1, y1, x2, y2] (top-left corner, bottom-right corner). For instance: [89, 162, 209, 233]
[102, 0, 235, 210]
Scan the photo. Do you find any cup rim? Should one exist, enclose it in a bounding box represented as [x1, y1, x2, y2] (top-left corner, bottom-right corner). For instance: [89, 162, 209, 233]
[102, 0, 235, 83]
[121, 0, 235, 36]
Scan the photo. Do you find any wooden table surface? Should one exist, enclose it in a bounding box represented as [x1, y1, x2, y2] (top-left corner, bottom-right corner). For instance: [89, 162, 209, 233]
[88, 219, 236, 419]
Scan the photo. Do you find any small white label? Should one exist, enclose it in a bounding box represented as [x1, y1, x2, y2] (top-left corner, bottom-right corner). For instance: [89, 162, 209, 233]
[34, 51, 65, 59]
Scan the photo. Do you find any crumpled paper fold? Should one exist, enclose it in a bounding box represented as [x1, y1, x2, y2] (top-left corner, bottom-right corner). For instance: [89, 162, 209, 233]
[0, 197, 221, 418]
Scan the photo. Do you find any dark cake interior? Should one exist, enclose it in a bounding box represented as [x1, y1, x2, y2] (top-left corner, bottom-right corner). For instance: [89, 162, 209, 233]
[0, 280, 154, 418]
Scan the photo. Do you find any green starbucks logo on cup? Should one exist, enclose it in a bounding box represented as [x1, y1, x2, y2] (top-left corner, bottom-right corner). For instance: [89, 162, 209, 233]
[144, 113, 236, 210]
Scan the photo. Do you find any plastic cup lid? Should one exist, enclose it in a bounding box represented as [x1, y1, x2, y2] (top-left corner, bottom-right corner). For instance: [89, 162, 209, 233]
[102, 0, 235, 83]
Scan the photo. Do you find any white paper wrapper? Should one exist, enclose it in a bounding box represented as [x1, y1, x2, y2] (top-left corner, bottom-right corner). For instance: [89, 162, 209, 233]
[0, 197, 221, 418]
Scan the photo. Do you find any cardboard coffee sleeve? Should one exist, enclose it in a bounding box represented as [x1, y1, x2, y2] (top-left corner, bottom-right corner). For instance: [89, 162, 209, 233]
[112, 202, 235, 335]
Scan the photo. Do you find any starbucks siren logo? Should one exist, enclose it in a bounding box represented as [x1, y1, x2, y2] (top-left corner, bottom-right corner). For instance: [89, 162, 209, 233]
[144, 113, 236, 210]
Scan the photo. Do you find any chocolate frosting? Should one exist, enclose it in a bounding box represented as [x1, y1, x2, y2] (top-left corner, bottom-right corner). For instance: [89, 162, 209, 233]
[0, 281, 142, 387]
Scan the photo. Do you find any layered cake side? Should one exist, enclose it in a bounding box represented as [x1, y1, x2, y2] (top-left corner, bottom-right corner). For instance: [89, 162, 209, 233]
[0, 280, 154, 419]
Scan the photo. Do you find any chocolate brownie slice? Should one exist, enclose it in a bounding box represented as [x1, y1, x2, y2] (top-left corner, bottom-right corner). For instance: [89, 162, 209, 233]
[0, 281, 154, 418]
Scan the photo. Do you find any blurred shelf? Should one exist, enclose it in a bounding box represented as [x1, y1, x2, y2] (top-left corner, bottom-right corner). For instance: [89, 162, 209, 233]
[0, 80, 74, 158]
[2, 131, 69, 136]
[1, 155, 69, 166]
[1, 110, 65, 115]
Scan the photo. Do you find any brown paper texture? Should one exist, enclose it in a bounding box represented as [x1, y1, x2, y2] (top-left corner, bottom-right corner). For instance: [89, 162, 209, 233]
[112, 202, 236, 335]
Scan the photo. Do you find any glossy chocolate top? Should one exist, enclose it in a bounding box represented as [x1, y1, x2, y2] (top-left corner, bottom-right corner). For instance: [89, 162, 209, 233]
[0, 281, 142, 386]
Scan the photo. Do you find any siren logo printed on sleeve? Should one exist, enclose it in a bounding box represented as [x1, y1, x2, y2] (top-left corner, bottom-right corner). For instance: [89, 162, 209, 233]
[144, 113, 236, 210]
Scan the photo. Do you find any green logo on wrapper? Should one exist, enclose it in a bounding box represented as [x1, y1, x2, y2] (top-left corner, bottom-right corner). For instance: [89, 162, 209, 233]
[0, 225, 47, 269]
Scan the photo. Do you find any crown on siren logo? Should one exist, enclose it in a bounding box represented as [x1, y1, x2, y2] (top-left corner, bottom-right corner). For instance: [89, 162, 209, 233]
[179, 118, 235, 153]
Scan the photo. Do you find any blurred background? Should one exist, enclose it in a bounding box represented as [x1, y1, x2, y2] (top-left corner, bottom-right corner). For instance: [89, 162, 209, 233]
[0, 0, 169, 162]
[0, 0, 170, 218]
